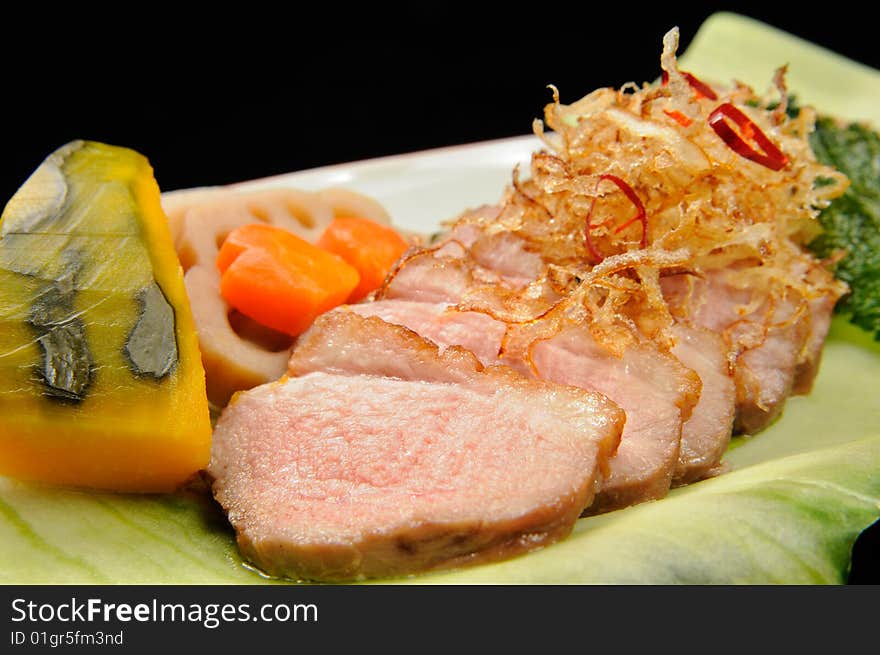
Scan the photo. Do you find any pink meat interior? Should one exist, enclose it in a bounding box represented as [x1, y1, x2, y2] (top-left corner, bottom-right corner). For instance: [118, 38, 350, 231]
[211, 371, 601, 544]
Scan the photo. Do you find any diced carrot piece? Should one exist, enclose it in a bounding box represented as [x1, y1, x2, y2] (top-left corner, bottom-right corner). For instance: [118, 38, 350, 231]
[317, 216, 410, 302]
[217, 223, 359, 336]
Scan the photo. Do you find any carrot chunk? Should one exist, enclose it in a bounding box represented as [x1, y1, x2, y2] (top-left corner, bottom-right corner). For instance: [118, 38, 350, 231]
[317, 216, 410, 302]
[217, 223, 359, 336]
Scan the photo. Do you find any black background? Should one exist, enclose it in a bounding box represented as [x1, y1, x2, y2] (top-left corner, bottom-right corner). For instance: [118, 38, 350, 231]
[1, 4, 878, 583]
[3, 5, 880, 201]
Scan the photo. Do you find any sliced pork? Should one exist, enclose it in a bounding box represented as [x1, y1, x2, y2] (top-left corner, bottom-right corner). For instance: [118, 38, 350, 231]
[347, 290, 701, 514]
[346, 300, 505, 367]
[208, 312, 624, 582]
[669, 324, 736, 484]
[449, 221, 546, 284]
[367, 230, 705, 512]
[792, 293, 837, 395]
[519, 326, 701, 514]
[662, 270, 815, 434]
[378, 227, 561, 321]
[380, 245, 480, 303]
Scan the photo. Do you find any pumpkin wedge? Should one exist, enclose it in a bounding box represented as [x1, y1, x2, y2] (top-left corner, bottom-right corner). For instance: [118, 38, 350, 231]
[0, 141, 211, 492]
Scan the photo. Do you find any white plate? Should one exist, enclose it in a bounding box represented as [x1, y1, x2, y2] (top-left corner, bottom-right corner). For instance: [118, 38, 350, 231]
[165, 135, 541, 234]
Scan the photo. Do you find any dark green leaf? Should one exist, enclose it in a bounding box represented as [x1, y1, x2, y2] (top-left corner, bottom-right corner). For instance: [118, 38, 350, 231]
[808, 119, 880, 341]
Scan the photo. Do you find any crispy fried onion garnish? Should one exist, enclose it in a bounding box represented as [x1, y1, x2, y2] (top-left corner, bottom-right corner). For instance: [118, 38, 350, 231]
[433, 26, 849, 357]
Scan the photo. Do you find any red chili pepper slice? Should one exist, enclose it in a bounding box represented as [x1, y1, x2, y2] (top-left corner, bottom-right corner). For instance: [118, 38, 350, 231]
[663, 109, 692, 127]
[585, 174, 648, 263]
[661, 70, 718, 101]
[708, 102, 789, 171]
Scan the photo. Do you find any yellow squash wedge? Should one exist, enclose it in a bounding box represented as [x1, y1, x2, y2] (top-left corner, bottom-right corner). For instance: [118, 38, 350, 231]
[0, 141, 211, 492]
